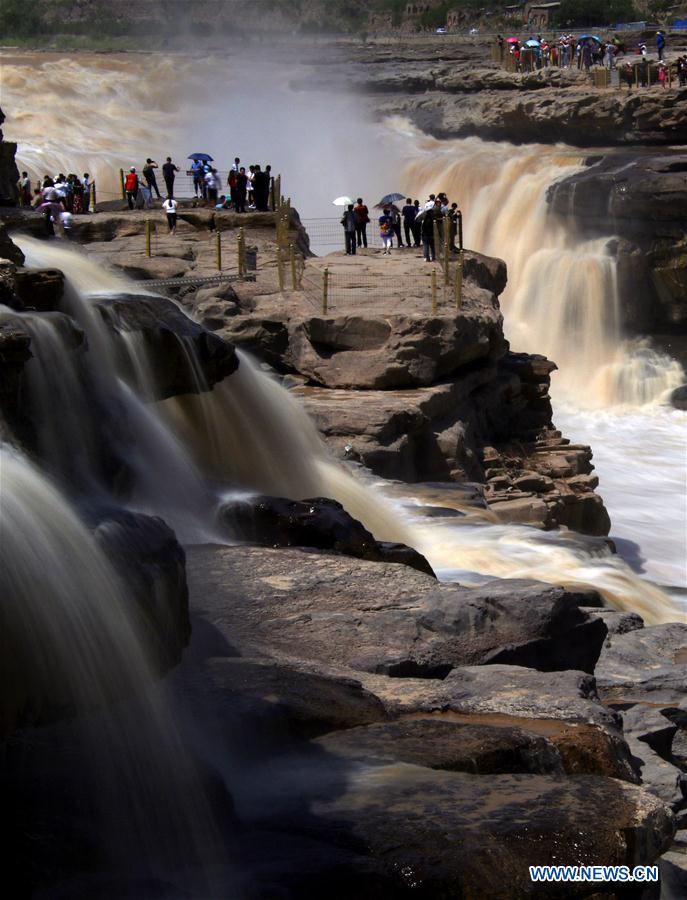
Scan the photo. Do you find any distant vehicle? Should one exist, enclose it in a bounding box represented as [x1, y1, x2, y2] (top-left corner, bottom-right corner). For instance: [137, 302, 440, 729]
[469, 27, 479, 35]
[436, 27, 446, 34]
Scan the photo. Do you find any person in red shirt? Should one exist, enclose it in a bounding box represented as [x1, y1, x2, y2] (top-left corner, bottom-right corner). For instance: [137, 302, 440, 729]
[353, 197, 369, 248]
[125, 168, 139, 210]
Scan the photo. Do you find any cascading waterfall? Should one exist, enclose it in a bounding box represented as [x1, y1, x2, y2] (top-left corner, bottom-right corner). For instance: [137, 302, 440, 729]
[0, 446, 228, 895]
[396, 125, 685, 600]
[401, 129, 684, 408]
[13, 236, 681, 623]
[17, 236, 409, 544]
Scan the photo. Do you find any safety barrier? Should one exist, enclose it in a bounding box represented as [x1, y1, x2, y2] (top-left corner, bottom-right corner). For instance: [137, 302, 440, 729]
[299, 263, 463, 317]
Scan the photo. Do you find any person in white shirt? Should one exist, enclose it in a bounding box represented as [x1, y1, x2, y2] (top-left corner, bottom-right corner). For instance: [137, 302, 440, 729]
[162, 196, 178, 233]
[423, 194, 437, 211]
[204, 169, 219, 202]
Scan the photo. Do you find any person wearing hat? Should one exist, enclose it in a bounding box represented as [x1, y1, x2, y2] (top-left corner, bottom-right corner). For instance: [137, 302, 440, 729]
[656, 31, 665, 62]
[125, 167, 139, 210]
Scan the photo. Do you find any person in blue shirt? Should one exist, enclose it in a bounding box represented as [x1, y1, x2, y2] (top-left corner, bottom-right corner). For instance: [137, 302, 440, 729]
[190, 159, 204, 198]
[656, 31, 665, 61]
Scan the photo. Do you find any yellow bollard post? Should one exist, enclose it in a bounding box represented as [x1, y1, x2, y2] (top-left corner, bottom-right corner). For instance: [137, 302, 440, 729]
[145, 219, 151, 257]
[239, 227, 247, 276]
[290, 244, 297, 290]
[277, 247, 285, 292]
[119, 168, 126, 201]
[455, 254, 463, 310]
[323, 267, 329, 315]
[269, 178, 275, 212]
[433, 218, 441, 266]
[216, 230, 222, 271]
[431, 269, 437, 315]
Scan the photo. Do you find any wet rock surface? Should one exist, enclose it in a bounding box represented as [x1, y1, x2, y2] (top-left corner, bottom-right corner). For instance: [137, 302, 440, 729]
[170, 542, 677, 894]
[92, 292, 239, 399]
[186, 544, 606, 677]
[219, 494, 434, 575]
[90, 508, 191, 672]
[548, 152, 687, 335]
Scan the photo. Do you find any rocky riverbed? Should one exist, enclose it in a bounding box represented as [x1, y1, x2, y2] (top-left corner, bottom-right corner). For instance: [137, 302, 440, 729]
[1, 186, 685, 894]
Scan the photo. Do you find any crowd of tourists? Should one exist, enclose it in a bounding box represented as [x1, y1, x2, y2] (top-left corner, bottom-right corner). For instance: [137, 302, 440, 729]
[340, 195, 462, 262]
[27, 173, 94, 235]
[124, 156, 274, 215]
[500, 30, 668, 74]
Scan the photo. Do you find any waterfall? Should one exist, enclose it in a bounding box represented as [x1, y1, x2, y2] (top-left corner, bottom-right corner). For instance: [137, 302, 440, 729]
[401, 130, 684, 408]
[12, 236, 681, 623]
[0, 446, 228, 894]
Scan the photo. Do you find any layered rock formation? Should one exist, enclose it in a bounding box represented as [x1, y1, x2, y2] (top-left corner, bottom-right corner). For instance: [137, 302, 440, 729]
[164, 542, 681, 895]
[548, 153, 687, 342]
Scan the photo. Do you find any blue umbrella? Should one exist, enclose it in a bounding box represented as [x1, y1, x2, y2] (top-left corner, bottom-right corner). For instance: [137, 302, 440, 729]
[378, 192, 406, 205]
[188, 152, 214, 161]
[578, 35, 602, 43]
[525, 39, 541, 47]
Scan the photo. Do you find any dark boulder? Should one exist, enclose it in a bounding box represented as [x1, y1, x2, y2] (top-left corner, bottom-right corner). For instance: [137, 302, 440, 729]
[187, 657, 389, 740]
[185, 545, 607, 677]
[91, 508, 191, 672]
[0, 222, 23, 265]
[92, 292, 238, 400]
[314, 718, 565, 776]
[263, 766, 674, 900]
[671, 385, 687, 411]
[13, 268, 65, 312]
[218, 494, 435, 576]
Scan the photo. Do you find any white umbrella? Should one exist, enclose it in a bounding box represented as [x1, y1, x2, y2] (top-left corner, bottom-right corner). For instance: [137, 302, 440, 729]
[332, 196, 354, 206]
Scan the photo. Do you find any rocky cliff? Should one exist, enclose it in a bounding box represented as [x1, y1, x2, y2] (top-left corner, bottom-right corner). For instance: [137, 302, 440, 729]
[548, 153, 687, 343]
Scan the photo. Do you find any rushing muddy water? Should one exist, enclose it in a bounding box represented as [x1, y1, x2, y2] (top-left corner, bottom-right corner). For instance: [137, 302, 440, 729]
[2, 51, 685, 609]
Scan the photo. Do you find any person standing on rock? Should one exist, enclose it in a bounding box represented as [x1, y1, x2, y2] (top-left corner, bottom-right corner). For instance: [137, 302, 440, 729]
[125, 167, 139, 210]
[378, 208, 394, 255]
[250, 165, 268, 212]
[162, 195, 178, 234]
[421, 207, 436, 262]
[353, 198, 369, 248]
[341, 204, 357, 255]
[234, 167, 248, 213]
[142, 159, 161, 200]
[162, 157, 179, 199]
[391, 206, 404, 248]
[205, 168, 220, 203]
[82, 174, 92, 213]
[402, 198, 417, 248]
[639, 56, 649, 87]
[18, 172, 32, 207]
[656, 31, 665, 62]
[412, 200, 422, 246]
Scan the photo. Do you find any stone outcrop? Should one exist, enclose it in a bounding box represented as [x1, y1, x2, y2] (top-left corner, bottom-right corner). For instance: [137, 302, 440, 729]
[219, 494, 435, 575]
[548, 153, 687, 337]
[595, 622, 687, 824]
[0, 316, 32, 433]
[90, 508, 191, 672]
[170, 543, 675, 894]
[92, 292, 239, 400]
[187, 544, 606, 678]
[0, 108, 19, 206]
[295, 351, 610, 534]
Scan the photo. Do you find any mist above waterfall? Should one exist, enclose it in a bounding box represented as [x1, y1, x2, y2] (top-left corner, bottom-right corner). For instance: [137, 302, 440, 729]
[1, 50, 400, 214]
